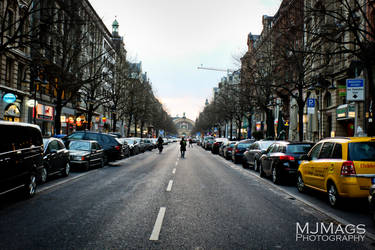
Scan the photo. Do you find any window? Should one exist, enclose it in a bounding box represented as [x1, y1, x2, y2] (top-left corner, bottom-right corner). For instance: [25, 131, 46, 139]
[319, 142, 335, 159]
[309, 143, 323, 160]
[48, 140, 59, 152]
[57, 141, 65, 150]
[324, 92, 332, 108]
[5, 58, 13, 86]
[331, 143, 342, 159]
[6, 9, 14, 37]
[348, 142, 375, 161]
[17, 64, 25, 90]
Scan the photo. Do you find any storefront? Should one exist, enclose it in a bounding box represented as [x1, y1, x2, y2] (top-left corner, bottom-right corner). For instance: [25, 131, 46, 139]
[1, 92, 23, 122]
[35, 103, 54, 136]
[336, 104, 355, 137]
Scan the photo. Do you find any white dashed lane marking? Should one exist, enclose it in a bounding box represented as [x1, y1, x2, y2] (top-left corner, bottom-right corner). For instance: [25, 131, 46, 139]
[149, 207, 166, 241]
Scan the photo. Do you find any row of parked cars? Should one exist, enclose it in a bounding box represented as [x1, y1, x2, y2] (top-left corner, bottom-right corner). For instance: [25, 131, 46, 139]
[0, 121, 167, 199]
[201, 135, 375, 219]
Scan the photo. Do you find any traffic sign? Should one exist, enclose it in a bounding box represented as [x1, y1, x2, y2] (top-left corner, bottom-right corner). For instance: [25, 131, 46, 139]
[307, 98, 315, 114]
[346, 79, 364, 101]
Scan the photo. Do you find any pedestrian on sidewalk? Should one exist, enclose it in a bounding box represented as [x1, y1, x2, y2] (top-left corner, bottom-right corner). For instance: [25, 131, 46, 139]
[180, 137, 187, 158]
[188, 138, 193, 148]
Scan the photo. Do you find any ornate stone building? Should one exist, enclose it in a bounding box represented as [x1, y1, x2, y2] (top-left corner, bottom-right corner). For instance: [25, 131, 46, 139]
[173, 113, 195, 137]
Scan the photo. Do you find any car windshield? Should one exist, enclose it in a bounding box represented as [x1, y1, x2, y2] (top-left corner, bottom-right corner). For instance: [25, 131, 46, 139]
[124, 139, 134, 144]
[348, 142, 375, 161]
[69, 141, 90, 151]
[287, 144, 313, 154]
[260, 141, 275, 150]
[238, 143, 251, 149]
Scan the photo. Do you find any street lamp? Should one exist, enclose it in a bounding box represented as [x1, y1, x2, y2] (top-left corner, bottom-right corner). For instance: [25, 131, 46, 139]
[308, 76, 336, 140]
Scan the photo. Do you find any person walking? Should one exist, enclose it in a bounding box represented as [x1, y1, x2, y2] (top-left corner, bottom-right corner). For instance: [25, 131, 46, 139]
[188, 138, 193, 148]
[180, 137, 187, 158]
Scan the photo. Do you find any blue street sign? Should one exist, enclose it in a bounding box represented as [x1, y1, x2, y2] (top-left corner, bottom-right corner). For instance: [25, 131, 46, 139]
[307, 98, 315, 108]
[3, 93, 16, 103]
[347, 79, 364, 88]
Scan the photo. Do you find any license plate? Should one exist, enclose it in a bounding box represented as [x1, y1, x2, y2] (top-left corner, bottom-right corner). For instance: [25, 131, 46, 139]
[372, 178, 375, 184]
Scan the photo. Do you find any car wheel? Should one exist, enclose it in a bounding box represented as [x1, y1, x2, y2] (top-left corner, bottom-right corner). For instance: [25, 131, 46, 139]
[254, 160, 258, 172]
[40, 167, 48, 183]
[242, 159, 249, 169]
[24, 173, 37, 198]
[62, 162, 70, 177]
[103, 154, 109, 164]
[296, 173, 305, 193]
[259, 163, 265, 177]
[327, 183, 340, 207]
[272, 167, 280, 184]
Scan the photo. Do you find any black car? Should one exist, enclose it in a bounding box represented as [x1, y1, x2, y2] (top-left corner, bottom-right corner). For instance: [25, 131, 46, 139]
[369, 185, 375, 222]
[0, 121, 43, 198]
[41, 138, 70, 183]
[259, 142, 314, 184]
[63, 131, 123, 163]
[231, 139, 255, 163]
[242, 140, 279, 171]
[69, 140, 105, 170]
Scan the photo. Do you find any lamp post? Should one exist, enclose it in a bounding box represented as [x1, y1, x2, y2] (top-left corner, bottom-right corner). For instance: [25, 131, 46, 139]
[308, 76, 336, 140]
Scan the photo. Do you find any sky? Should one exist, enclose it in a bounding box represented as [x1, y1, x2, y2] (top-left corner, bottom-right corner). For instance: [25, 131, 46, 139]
[89, 0, 282, 120]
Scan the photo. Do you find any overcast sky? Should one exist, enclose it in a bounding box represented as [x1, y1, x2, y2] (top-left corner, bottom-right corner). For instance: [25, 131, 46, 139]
[89, 0, 281, 120]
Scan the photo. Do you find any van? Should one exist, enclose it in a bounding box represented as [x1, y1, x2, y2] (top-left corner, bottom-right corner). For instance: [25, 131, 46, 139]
[0, 121, 43, 198]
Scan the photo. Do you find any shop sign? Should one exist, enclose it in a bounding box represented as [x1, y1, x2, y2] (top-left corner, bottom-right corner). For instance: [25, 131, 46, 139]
[3, 93, 16, 103]
[336, 104, 355, 120]
[4, 104, 20, 117]
[60, 115, 66, 123]
[102, 117, 107, 123]
[338, 85, 346, 97]
[36, 104, 54, 120]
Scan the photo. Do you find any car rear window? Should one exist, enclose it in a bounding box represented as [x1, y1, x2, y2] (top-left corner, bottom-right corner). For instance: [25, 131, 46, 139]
[348, 142, 375, 161]
[260, 141, 275, 150]
[286, 144, 313, 154]
[69, 141, 90, 151]
[238, 143, 251, 149]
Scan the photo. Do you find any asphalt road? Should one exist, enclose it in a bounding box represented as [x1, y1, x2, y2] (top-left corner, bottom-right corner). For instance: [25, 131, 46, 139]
[0, 143, 374, 249]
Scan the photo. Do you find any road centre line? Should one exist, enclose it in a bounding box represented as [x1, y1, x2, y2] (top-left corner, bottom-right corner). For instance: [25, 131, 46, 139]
[172, 168, 176, 174]
[149, 207, 166, 241]
[166, 180, 173, 192]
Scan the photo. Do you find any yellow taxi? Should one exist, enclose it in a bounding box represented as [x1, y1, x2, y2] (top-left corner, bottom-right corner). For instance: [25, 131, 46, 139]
[297, 137, 375, 207]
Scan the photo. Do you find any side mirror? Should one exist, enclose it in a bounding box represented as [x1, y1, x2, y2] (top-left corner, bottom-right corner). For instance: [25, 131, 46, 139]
[300, 154, 310, 161]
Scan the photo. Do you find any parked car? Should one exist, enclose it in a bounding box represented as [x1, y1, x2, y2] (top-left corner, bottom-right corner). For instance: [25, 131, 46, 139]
[211, 138, 229, 154]
[205, 138, 215, 150]
[41, 138, 70, 183]
[297, 137, 375, 207]
[130, 137, 146, 152]
[123, 138, 140, 155]
[223, 141, 237, 160]
[242, 140, 279, 171]
[117, 138, 131, 157]
[141, 138, 154, 151]
[258, 141, 314, 184]
[0, 121, 43, 198]
[369, 184, 375, 222]
[202, 136, 214, 149]
[63, 131, 123, 163]
[69, 140, 105, 170]
[232, 139, 255, 163]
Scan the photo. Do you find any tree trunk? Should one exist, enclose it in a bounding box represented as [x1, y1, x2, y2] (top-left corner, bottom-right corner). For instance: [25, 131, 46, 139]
[112, 113, 117, 132]
[54, 96, 62, 135]
[366, 65, 375, 136]
[230, 121, 233, 140]
[266, 109, 275, 139]
[87, 105, 93, 131]
[134, 118, 138, 137]
[140, 121, 144, 138]
[127, 116, 132, 137]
